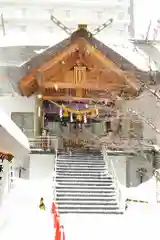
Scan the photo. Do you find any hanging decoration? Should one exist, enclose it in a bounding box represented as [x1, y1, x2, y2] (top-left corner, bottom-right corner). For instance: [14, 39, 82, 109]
[49, 100, 99, 122]
[0, 152, 14, 162]
[70, 112, 73, 122]
[59, 107, 63, 119]
[84, 113, 87, 123]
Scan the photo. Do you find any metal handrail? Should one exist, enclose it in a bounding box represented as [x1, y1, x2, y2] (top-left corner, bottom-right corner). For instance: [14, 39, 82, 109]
[53, 149, 58, 203]
[29, 136, 58, 150]
[103, 146, 125, 211]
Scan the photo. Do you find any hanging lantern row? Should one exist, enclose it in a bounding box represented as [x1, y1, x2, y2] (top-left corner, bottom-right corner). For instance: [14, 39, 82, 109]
[0, 152, 14, 162]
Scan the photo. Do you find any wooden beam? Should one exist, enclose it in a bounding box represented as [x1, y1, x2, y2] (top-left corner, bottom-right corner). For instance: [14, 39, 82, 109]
[19, 73, 38, 96]
[42, 96, 111, 101]
[42, 81, 134, 91]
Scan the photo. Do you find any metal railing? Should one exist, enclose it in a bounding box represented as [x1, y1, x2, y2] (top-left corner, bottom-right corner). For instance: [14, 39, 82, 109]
[29, 136, 59, 151]
[53, 149, 58, 203]
[102, 146, 125, 211]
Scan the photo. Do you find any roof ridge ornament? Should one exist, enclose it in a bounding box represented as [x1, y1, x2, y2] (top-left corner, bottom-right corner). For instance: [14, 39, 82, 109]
[78, 24, 88, 30]
[50, 14, 113, 37]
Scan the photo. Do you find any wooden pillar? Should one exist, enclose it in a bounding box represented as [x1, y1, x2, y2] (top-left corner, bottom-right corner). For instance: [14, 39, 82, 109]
[34, 95, 43, 137]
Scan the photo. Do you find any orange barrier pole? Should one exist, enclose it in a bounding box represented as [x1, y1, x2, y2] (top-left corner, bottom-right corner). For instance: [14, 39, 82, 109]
[60, 226, 65, 240]
[52, 202, 59, 228]
[51, 202, 65, 240]
[52, 202, 57, 214]
[55, 217, 61, 240]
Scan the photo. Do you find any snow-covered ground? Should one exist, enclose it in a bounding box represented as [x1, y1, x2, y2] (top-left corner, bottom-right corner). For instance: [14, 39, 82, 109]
[126, 176, 157, 202]
[0, 178, 54, 240]
[0, 177, 160, 240]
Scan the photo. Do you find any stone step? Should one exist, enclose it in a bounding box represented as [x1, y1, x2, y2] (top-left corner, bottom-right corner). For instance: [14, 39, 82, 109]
[59, 154, 103, 157]
[58, 158, 103, 161]
[56, 166, 105, 172]
[59, 210, 123, 214]
[56, 196, 116, 201]
[56, 189, 115, 193]
[56, 201, 117, 206]
[59, 154, 102, 157]
[56, 193, 115, 197]
[56, 176, 112, 180]
[56, 178, 113, 183]
[56, 185, 114, 190]
[56, 206, 119, 210]
[56, 166, 106, 170]
[56, 168, 105, 174]
[56, 173, 108, 177]
[57, 159, 104, 163]
[57, 163, 105, 167]
[57, 182, 113, 187]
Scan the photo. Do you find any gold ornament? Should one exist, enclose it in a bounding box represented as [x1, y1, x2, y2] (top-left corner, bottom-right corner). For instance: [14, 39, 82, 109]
[63, 110, 69, 117]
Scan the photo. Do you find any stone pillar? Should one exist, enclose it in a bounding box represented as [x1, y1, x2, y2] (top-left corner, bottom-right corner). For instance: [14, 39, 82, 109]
[155, 153, 160, 202]
[34, 95, 43, 137]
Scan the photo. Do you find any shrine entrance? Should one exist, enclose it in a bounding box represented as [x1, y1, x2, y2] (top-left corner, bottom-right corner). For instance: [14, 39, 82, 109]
[18, 24, 141, 151]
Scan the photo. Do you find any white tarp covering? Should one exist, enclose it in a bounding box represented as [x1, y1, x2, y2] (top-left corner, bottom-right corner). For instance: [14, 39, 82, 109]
[0, 109, 30, 157]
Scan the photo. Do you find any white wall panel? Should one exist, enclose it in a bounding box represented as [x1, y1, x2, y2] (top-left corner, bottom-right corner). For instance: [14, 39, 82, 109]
[0, 95, 35, 116]
[29, 154, 55, 181]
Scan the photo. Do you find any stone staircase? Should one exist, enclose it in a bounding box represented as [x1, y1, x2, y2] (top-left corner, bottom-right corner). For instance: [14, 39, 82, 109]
[55, 153, 123, 214]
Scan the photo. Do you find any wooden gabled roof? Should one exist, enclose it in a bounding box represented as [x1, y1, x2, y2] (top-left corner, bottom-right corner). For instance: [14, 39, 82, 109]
[19, 26, 141, 99]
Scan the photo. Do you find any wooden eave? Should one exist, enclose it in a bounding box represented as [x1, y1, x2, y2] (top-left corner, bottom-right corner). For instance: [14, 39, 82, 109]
[19, 31, 141, 98]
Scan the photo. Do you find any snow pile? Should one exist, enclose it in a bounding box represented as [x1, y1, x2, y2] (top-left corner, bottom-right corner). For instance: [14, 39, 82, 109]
[125, 176, 157, 203]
